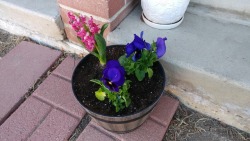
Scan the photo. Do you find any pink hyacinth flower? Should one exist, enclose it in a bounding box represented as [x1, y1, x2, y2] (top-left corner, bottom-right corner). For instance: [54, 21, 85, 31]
[77, 27, 87, 39]
[88, 16, 100, 34]
[84, 35, 95, 52]
[68, 12, 102, 52]
[68, 12, 76, 24]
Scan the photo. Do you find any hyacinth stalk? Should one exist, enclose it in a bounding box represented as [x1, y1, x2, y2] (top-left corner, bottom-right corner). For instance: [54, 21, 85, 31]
[68, 12, 108, 66]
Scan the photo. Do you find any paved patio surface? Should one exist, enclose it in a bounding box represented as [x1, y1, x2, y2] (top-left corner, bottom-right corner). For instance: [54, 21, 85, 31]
[0, 41, 179, 141]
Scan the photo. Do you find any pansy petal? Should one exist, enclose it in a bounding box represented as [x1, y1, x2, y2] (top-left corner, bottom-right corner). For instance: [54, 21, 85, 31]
[126, 43, 135, 57]
[118, 66, 125, 76]
[112, 85, 119, 92]
[101, 79, 111, 90]
[107, 68, 125, 86]
[145, 41, 151, 50]
[107, 68, 121, 82]
[156, 37, 167, 58]
[133, 34, 145, 49]
[113, 74, 125, 86]
[102, 68, 109, 78]
[132, 54, 136, 62]
[132, 49, 142, 62]
[106, 60, 121, 68]
[102, 78, 119, 92]
[140, 31, 144, 38]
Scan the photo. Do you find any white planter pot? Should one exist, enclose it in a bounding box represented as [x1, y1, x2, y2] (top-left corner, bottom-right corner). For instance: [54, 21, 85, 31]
[141, 0, 190, 29]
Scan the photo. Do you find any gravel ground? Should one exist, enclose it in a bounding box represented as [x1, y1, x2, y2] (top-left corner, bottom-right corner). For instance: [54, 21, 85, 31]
[1, 29, 250, 141]
[163, 92, 250, 141]
[0, 29, 27, 57]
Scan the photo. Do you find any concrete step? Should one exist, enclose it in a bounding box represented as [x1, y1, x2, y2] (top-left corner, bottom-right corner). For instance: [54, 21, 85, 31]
[107, 5, 250, 133]
[190, 0, 250, 16]
[187, 2, 250, 27]
[0, 0, 66, 48]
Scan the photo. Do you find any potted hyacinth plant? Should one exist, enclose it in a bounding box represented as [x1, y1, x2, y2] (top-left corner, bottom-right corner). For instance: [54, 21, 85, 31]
[69, 12, 167, 133]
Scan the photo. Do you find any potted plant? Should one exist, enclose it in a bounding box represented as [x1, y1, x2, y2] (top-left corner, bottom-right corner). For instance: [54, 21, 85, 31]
[68, 12, 167, 133]
[141, 0, 190, 29]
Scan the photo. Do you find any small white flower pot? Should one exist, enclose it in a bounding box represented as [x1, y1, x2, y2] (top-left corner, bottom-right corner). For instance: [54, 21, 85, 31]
[141, 0, 190, 29]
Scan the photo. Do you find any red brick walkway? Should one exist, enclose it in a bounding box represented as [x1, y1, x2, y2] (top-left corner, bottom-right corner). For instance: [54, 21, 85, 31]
[0, 42, 179, 141]
[0, 41, 62, 124]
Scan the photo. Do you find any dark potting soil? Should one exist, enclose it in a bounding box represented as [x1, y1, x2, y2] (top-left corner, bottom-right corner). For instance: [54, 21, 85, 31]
[72, 45, 165, 117]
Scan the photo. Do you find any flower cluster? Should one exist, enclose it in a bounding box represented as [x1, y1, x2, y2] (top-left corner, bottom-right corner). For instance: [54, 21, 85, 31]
[91, 60, 131, 112]
[126, 32, 150, 61]
[119, 31, 167, 81]
[68, 12, 100, 51]
[68, 12, 108, 65]
[126, 31, 166, 61]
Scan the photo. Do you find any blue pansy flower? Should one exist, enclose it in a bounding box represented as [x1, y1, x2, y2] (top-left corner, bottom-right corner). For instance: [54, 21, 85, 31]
[156, 37, 167, 58]
[126, 31, 151, 61]
[101, 60, 125, 92]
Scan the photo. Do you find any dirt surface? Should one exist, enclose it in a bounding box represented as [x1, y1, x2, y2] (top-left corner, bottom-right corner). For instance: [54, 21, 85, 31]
[0, 29, 26, 57]
[163, 92, 250, 141]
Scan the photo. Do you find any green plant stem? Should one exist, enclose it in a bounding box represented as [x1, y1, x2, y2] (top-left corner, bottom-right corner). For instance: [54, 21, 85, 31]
[99, 60, 106, 66]
[90, 50, 106, 66]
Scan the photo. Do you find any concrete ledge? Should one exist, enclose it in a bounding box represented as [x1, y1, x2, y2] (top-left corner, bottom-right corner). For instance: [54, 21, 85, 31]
[0, 17, 86, 54]
[190, 0, 250, 15]
[187, 3, 250, 27]
[0, 0, 64, 40]
[107, 5, 250, 133]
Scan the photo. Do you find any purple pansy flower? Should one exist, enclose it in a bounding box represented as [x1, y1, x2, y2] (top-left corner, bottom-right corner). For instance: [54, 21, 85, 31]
[101, 60, 125, 92]
[126, 31, 151, 61]
[156, 37, 167, 58]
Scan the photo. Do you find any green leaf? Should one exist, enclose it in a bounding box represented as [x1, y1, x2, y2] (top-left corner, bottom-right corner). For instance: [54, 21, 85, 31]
[118, 55, 126, 66]
[95, 88, 106, 101]
[90, 51, 99, 58]
[135, 69, 145, 81]
[151, 41, 156, 51]
[100, 23, 109, 36]
[147, 68, 153, 78]
[90, 79, 101, 85]
[128, 63, 135, 70]
[94, 34, 106, 65]
[142, 50, 149, 56]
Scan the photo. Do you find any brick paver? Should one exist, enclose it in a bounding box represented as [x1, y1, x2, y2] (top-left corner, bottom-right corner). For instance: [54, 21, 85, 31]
[77, 123, 118, 141]
[0, 55, 85, 140]
[33, 75, 85, 119]
[150, 96, 179, 126]
[0, 97, 52, 141]
[77, 95, 179, 141]
[27, 109, 79, 141]
[0, 41, 62, 123]
[52, 56, 80, 81]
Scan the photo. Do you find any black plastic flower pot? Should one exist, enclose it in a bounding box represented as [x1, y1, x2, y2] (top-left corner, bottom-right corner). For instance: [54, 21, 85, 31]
[72, 45, 166, 133]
